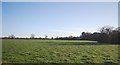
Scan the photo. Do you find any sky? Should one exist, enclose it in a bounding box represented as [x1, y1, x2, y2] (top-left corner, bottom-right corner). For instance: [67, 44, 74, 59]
[0, 4, 1, 38]
[2, 0, 120, 2]
[2, 2, 118, 38]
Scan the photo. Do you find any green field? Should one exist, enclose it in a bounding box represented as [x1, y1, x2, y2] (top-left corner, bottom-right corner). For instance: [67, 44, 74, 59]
[2, 39, 120, 63]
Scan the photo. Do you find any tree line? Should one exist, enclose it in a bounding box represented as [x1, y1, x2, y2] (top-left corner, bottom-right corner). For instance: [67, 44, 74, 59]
[80, 26, 119, 44]
[2, 26, 120, 44]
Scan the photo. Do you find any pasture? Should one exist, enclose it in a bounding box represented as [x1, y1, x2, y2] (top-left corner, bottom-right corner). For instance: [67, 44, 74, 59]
[2, 39, 120, 63]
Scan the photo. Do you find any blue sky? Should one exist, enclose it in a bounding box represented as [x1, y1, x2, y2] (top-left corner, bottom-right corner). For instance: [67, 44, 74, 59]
[0, 2, 2, 37]
[2, 0, 119, 2]
[2, 2, 118, 38]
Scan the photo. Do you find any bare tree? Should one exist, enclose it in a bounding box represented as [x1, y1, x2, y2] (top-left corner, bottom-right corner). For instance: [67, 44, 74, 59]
[99, 26, 114, 35]
[8, 34, 15, 39]
[69, 35, 73, 38]
[30, 34, 35, 39]
[51, 37, 53, 39]
[45, 35, 48, 39]
[99, 26, 114, 43]
[115, 27, 120, 32]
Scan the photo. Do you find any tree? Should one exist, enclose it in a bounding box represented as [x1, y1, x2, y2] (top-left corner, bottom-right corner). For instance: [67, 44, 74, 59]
[81, 32, 92, 40]
[45, 35, 48, 39]
[30, 34, 35, 39]
[109, 30, 118, 43]
[115, 27, 120, 32]
[8, 34, 15, 39]
[99, 26, 114, 35]
[51, 37, 53, 39]
[99, 26, 114, 43]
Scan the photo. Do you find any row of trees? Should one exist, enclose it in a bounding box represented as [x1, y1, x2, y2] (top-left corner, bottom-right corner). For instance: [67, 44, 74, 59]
[2, 26, 120, 44]
[2, 34, 49, 40]
[80, 26, 119, 44]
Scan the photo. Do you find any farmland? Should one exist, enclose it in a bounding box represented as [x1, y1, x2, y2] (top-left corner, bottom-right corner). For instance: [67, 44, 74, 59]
[2, 39, 120, 63]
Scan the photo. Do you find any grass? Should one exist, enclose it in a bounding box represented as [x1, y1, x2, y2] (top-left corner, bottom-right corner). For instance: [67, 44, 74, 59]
[2, 39, 120, 63]
[0, 39, 2, 64]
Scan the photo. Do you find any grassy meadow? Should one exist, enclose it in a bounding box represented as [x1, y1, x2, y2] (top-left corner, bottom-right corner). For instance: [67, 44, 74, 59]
[2, 39, 120, 63]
